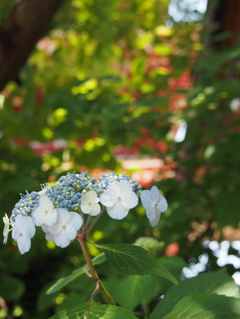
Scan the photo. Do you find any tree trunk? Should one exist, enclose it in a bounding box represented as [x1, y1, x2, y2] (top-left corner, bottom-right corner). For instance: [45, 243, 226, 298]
[0, 0, 64, 91]
[210, 0, 240, 49]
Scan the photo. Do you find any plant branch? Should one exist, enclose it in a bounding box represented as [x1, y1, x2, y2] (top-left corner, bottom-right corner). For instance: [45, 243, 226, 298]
[85, 215, 92, 229]
[76, 231, 116, 306]
[86, 207, 106, 234]
[84, 280, 100, 319]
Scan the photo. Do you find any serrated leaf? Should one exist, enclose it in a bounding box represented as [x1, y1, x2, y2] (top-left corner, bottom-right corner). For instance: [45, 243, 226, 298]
[47, 253, 106, 294]
[150, 268, 239, 319]
[48, 301, 138, 319]
[99, 243, 178, 285]
[115, 275, 159, 310]
[163, 293, 240, 319]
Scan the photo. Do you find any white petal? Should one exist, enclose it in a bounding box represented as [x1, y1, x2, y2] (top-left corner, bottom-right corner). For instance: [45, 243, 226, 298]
[48, 208, 70, 233]
[32, 206, 46, 225]
[3, 225, 8, 238]
[81, 203, 92, 214]
[44, 208, 58, 226]
[81, 192, 90, 205]
[65, 224, 77, 241]
[121, 191, 138, 209]
[53, 230, 71, 248]
[17, 233, 31, 254]
[3, 214, 10, 225]
[140, 190, 151, 209]
[12, 226, 20, 241]
[22, 216, 36, 238]
[41, 225, 54, 241]
[13, 214, 24, 229]
[100, 189, 118, 207]
[145, 202, 156, 220]
[3, 217, 11, 244]
[118, 181, 133, 193]
[45, 232, 54, 242]
[157, 194, 168, 212]
[3, 231, 9, 244]
[89, 203, 101, 216]
[106, 200, 129, 220]
[150, 186, 161, 203]
[68, 212, 83, 231]
[108, 183, 121, 195]
[47, 223, 61, 235]
[149, 208, 161, 227]
[57, 208, 71, 224]
[13, 215, 35, 238]
[41, 224, 48, 233]
[87, 190, 100, 203]
[39, 195, 54, 210]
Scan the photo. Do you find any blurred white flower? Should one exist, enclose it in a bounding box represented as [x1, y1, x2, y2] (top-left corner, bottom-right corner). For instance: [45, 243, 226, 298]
[47, 208, 83, 248]
[32, 195, 58, 226]
[141, 186, 168, 227]
[81, 190, 101, 216]
[100, 181, 138, 220]
[174, 122, 187, 143]
[230, 98, 240, 112]
[12, 215, 36, 254]
[3, 213, 13, 244]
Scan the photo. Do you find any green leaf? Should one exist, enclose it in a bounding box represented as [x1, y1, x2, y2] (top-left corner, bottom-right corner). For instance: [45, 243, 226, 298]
[55, 293, 87, 313]
[99, 243, 178, 285]
[158, 256, 188, 270]
[115, 275, 159, 310]
[215, 191, 240, 227]
[0, 276, 25, 302]
[163, 293, 240, 319]
[37, 282, 59, 312]
[150, 268, 239, 319]
[135, 96, 167, 107]
[47, 253, 106, 295]
[134, 236, 165, 257]
[48, 301, 138, 319]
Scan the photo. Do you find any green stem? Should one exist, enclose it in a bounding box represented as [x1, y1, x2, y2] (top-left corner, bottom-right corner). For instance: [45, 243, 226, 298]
[86, 207, 106, 234]
[84, 215, 92, 230]
[77, 231, 116, 306]
[142, 298, 149, 319]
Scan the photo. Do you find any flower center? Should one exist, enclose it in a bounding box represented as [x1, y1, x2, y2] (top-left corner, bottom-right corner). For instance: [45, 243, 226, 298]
[62, 225, 66, 229]
[19, 232, 23, 236]
[45, 210, 48, 214]
[118, 196, 121, 201]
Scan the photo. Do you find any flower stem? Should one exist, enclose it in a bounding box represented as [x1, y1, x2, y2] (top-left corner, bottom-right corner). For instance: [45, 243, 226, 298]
[142, 298, 149, 319]
[85, 215, 92, 228]
[86, 207, 106, 234]
[76, 231, 116, 306]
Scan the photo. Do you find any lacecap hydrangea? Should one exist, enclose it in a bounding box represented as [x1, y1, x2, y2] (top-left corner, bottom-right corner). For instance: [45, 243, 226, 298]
[3, 172, 168, 254]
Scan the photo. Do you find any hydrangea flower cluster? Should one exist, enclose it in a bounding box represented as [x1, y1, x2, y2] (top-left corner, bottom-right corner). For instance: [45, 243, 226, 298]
[95, 173, 142, 196]
[3, 172, 167, 254]
[11, 191, 40, 220]
[44, 172, 97, 211]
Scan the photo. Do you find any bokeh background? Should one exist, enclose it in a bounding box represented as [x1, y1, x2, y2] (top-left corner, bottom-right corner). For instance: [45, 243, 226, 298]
[1, 0, 240, 317]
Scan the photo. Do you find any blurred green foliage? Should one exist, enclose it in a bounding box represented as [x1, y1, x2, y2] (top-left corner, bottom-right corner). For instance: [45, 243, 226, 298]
[1, 0, 240, 318]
